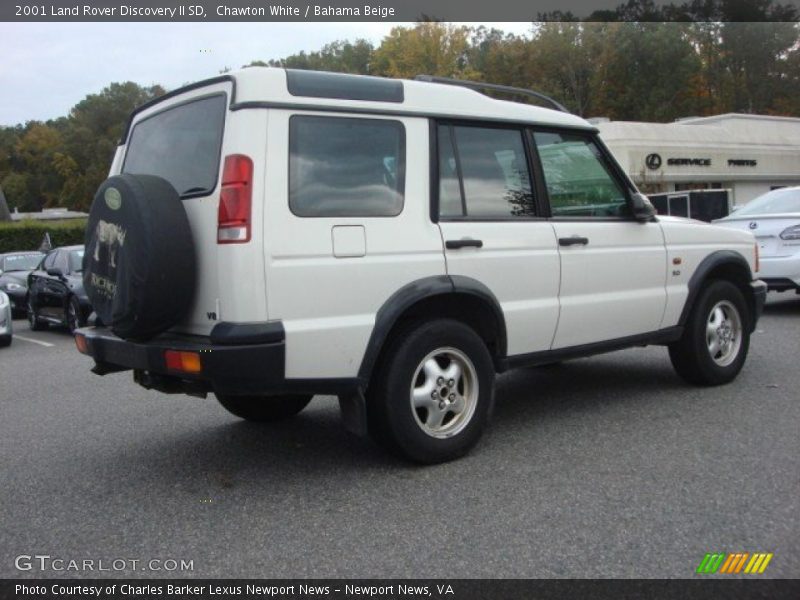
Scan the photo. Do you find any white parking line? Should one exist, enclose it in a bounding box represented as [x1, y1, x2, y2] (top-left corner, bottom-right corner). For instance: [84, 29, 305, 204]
[14, 335, 55, 347]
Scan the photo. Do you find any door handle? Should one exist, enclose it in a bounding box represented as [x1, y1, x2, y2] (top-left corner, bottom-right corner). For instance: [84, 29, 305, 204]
[446, 239, 483, 250]
[558, 236, 589, 247]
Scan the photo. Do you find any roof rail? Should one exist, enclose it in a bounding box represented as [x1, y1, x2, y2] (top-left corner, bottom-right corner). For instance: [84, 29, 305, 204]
[414, 75, 569, 113]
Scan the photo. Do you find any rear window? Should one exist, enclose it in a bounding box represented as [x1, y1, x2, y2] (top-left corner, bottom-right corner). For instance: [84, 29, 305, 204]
[123, 94, 226, 197]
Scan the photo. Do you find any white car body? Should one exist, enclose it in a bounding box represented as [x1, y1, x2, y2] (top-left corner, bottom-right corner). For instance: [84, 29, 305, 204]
[0, 291, 12, 345]
[77, 68, 767, 461]
[102, 68, 761, 376]
[714, 186, 800, 292]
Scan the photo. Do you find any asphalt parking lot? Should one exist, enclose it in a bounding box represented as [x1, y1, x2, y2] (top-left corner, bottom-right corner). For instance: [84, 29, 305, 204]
[1, 294, 798, 579]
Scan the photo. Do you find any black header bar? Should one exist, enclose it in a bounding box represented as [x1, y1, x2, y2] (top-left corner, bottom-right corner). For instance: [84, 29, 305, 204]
[4, 0, 800, 22]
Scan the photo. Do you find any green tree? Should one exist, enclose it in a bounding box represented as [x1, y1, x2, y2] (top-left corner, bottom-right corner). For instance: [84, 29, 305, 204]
[372, 23, 476, 79]
[718, 22, 799, 114]
[260, 39, 374, 74]
[1, 172, 34, 212]
[516, 23, 600, 115]
[60, 81, 164, 210]
[14, 123, 65, 210]
[590, 23, 702, 121]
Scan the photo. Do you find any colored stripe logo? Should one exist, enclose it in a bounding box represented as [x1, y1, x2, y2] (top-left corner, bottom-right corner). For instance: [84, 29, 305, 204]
[696, 552, 773, 574]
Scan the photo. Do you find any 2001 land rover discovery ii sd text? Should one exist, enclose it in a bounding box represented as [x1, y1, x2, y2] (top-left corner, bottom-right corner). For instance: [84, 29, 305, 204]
[75, 69, 766, 463]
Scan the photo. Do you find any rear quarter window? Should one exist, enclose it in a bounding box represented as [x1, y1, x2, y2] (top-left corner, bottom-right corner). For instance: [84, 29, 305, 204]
[289, 115, 406, 217]
[123, 94, 227, 197]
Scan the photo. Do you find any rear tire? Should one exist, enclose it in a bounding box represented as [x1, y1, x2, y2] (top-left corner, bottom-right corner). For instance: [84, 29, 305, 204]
[216, 394, 313, 422]
[367, 319, 495, 464]
[65, 296, 84, 334]
[669, 280, 750, 386]
[27, 298, 46, 331]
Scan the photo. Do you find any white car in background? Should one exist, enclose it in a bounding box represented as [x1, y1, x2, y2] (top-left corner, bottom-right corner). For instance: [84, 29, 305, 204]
[714, 187, 800, 293]
[0, 291, 12, 347]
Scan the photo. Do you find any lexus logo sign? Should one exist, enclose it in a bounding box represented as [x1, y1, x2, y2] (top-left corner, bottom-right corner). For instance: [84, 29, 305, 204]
[749, 222, 758, 230]
[645, 153, 662, 170]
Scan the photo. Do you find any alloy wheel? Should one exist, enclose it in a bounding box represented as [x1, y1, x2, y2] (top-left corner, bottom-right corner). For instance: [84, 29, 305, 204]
[706, 300, 743, 367]
[409, 347, 479, 439]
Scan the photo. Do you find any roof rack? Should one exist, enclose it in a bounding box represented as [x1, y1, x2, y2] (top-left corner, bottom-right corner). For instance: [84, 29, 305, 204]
[414, 75, 569, 113]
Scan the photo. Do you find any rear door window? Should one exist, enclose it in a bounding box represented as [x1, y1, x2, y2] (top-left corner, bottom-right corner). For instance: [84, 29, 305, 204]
[437, 124, 535, 219]
[123, 94, 227, 198]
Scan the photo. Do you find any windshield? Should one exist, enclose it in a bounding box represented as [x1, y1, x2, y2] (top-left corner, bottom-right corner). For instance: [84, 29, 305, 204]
[734, 188, 800, 216]
[2, 253, 43, 272]
[69, 249, 84, 273]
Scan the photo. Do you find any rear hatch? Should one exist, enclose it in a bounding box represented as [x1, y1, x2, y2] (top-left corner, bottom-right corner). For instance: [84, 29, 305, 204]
[112, 78, 268, 336]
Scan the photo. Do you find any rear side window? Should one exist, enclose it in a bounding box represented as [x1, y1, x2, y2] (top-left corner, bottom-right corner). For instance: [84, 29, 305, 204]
[123, 94, 226, 197]
[437, 124, 535, 219]
[289, 115, 405, 217]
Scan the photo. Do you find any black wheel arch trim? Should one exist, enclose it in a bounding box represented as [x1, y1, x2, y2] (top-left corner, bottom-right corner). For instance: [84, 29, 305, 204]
[357, 275, 508, 382]
[679, 250, 756, 329]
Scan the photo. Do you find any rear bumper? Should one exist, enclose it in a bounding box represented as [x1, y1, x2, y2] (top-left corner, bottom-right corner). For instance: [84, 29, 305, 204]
[0, 306, 11, 336]
[758, 254, 800, 290]
[75, 324, 360, 397]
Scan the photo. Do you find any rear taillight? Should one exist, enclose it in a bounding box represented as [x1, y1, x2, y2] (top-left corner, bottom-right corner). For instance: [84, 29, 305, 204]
[217, 154, 253, 244]
[74, 333, 89, 355]
[779, 224, 800, 240]
[164, 350, 202, 374]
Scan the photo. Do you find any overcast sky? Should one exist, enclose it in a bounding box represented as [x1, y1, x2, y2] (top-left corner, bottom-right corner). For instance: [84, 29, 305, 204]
[0, 22, 533, 126]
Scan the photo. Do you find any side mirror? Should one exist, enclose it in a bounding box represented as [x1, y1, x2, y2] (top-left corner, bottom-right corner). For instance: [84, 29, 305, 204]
[631, 193, 657, 222]
[46, 267, 64, 278]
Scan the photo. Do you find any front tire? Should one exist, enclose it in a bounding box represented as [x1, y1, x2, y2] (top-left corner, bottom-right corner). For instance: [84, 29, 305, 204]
[0, 335, 10, 347]
[367, 319, 495, 464]
[216, 394, 313, 422]
[669, 280, 751, 386]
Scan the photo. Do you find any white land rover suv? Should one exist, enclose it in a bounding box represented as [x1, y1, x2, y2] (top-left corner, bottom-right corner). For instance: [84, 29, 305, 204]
[75, 68, 766, 463]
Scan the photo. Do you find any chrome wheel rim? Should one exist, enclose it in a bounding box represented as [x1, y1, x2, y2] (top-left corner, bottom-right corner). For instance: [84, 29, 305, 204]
[409, 347, 478, 439]
[706, 300, 742, 367]
[27, 300, 35, 326]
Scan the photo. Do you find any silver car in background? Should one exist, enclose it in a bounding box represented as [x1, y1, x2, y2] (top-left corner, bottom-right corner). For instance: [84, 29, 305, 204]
[714, 186, 800, 293]
[0, 291, 12, 347]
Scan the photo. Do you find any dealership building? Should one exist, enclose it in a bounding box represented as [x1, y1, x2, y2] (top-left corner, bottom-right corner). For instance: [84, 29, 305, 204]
[595, 113, 800, 207]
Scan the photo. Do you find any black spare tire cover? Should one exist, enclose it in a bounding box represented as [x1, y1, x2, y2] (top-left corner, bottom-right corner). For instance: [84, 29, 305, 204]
[83, 174, 196, 341]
